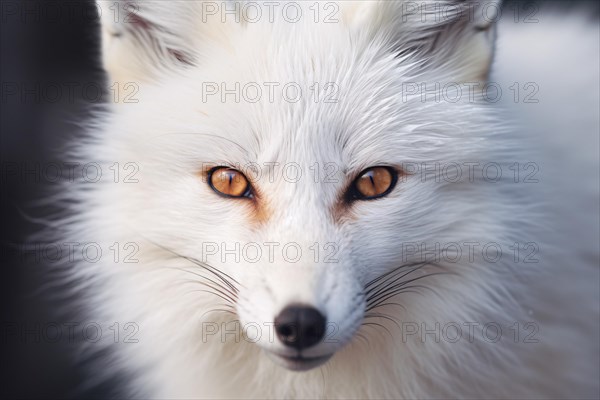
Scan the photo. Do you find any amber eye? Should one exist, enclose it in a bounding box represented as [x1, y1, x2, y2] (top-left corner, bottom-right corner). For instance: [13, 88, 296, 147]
[208, 167, 251, 198]
[349, 167, 397, 200]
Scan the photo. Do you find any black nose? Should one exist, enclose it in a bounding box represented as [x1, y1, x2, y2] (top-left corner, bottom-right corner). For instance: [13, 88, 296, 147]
[274, 305, 326, 350]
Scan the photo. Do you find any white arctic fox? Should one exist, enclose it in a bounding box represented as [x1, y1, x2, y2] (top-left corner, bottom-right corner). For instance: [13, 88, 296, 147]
[55, 1, 598, 398]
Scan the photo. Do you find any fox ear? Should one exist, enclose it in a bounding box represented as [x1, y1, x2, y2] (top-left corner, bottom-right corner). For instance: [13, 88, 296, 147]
[96, 1, 208, 82]
[346, 0, 502, 83]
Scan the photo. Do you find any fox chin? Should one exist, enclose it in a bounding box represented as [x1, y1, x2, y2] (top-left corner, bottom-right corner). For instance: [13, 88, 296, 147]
[46, 1, 599, 398]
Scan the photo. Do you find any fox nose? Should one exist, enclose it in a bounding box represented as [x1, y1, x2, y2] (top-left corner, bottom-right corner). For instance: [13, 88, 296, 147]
[274, 305, 326, 350]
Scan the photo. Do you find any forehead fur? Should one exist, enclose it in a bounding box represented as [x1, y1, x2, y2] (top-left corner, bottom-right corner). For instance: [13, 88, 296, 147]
[116, 12, 493, 170]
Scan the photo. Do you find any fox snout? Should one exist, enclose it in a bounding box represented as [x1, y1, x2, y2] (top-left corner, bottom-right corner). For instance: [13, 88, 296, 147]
[274, 305, 327, 351]
[267, 303, 338, 371]
[233, 251, 365, 371]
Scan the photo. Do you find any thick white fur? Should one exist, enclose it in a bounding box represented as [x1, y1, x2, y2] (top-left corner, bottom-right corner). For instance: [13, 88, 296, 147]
[55, 1, 598, 398]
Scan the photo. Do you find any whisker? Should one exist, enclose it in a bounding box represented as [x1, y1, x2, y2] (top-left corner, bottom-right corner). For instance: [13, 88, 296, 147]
[173, 274, 238, 304]
[185, 289, 237, 305]
[364, 261, 426, 290]
[366, 272, 449, 308]
[363, 312, 402, 331]
[184, 284, 237, 304]
[144, 238, 241, 293]
[366, 264, 427, 297]
[366, 301, 407, 313]
[360, 322, 394, 340]
[173, 267, 239, 300]
[367, 282, 432, 305]
[170, 253, 240, 293]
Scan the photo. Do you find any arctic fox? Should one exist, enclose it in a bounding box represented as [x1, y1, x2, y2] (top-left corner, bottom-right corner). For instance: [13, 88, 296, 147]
[53, 1, 598, 398]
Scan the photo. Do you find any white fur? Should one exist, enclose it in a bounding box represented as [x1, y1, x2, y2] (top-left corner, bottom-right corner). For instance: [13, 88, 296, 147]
[53, 1, 598, 398]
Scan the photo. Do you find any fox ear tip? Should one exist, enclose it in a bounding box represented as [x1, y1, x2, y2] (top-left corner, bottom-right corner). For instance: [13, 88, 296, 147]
[96, 0, 202, 82]
[347, 0, 502, 83]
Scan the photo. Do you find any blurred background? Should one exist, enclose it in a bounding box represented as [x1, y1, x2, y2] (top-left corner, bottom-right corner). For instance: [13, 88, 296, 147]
[1, 0, 598, 398]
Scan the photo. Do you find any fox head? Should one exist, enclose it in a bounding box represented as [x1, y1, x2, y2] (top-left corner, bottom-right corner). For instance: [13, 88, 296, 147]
[88, 0, 517, 393]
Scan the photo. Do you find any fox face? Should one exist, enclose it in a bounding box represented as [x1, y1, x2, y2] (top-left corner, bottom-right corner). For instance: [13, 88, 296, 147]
[80, 0, 533, 396]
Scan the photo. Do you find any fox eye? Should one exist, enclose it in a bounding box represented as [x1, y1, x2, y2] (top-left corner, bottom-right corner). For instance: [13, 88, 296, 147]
[208, 167, 251, 198]
[349, 167, 398, 200]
